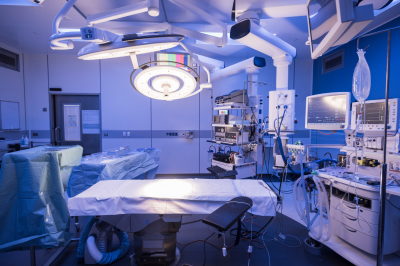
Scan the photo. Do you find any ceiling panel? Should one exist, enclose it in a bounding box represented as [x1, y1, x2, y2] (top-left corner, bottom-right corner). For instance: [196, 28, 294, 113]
[0, 0, 398, 59]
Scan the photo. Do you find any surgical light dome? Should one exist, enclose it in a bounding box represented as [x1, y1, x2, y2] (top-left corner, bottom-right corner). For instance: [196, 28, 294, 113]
[78, 34, 184, 60]
[132, 65, 197, 101]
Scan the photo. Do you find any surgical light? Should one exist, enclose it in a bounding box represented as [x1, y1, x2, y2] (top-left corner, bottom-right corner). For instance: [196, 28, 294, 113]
[77, 34, 184, 60]
[152, 76, 180, 94]
[132, 65, 197, 101]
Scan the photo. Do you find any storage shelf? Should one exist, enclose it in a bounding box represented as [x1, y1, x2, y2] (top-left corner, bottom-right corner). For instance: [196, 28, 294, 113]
[212, 124, 238, 128]
[213, 106, 254, 110]
[207, 140, 249, 146]
[212, 123, 256, 127]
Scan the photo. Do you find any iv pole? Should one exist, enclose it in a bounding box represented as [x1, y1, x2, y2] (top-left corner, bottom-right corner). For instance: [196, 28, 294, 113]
[356, 25, 400, 266]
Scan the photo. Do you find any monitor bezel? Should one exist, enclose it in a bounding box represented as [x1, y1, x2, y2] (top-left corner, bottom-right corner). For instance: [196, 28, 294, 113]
[306, 0, 353, 59]
[305, 92, 350, 130]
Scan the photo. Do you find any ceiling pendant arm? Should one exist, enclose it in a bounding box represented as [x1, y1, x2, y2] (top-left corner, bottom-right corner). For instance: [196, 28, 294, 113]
[167, 0, 227, 47]
[49, 0, 79, 50]
[178, 42, 212, 99]
[86, 0, 159, 26]
[179, 42, 211, 84]
[52, 0, 78, 35]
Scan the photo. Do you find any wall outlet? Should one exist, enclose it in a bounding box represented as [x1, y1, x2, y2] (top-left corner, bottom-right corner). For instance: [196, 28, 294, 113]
[33, 133, 38, 136]
[123, 132, 126, 137]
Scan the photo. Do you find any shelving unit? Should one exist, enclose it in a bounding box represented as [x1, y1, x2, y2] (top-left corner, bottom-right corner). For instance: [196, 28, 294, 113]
[208, 94, 264, 179]
[207, 139, 238, 146]
[211, 159, 257, 179]
[213, 105, 253, 110]
[211, 123, 256, 128]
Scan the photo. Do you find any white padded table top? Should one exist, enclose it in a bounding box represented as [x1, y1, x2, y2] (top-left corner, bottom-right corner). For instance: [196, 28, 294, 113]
[68, 179, 277, 217]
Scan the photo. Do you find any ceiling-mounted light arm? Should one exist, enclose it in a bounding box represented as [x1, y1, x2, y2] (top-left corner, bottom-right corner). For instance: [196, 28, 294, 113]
[170, 25, 225, 47]
[112, 22, 171, 35]
[52, 0, 77, 35]
[49, 31, 81, 50]
[129, 52, 139, 69]
[178, 42, 212, 98]
[167, 0, 227, 47]
[179, 42, 210, 84]
[49, 0, 79, 50]
[87, 0, 159, 26]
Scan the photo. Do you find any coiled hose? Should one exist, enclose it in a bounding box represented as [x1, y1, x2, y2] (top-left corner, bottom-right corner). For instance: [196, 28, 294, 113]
[76, 217, 130, 265]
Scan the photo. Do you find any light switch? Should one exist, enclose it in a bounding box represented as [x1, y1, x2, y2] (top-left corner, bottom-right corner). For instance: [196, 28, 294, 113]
[127, 132, 130, 137]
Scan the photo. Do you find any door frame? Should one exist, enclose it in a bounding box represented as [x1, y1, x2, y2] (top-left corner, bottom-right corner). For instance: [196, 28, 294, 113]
[49, 93, 102, 151]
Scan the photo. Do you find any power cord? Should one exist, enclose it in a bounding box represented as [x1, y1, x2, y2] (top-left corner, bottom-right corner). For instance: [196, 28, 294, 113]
[386, 198, 400, 211]
[203, 233, 215, 266]
[182, 219, 203, 225]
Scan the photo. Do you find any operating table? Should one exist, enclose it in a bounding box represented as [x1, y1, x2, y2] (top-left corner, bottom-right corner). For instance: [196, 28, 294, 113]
[68, 179, 278, 265]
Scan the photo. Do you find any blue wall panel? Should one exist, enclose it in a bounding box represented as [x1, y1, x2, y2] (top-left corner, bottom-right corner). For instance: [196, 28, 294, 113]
[313, 16, 400, 101]
[311, 16, 400, 157]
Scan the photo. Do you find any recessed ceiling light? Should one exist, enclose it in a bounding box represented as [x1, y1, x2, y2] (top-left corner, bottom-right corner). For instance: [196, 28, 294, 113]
[273, 33, 277, 36]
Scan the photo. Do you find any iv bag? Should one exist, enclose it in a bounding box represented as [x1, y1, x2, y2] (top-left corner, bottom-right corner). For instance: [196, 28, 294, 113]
[352, 50, 371, 102]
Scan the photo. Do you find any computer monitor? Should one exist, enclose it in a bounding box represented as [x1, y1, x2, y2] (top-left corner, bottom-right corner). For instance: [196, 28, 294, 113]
[305, 92, 350, 130]
[350, 99, 399, 132]
[306, 0, 373, 59]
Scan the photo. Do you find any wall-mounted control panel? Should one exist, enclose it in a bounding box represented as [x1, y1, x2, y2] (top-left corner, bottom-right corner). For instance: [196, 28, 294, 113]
[166, 131, 194, 139]
[268, 90, 295, 132]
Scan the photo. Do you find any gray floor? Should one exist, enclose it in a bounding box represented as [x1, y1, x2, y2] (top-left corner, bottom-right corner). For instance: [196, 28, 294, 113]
[0, 213, 353, 266]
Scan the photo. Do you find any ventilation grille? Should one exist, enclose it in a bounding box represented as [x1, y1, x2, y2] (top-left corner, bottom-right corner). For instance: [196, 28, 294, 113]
[322, 50, 344, 74]
[0, 47, 19, 72]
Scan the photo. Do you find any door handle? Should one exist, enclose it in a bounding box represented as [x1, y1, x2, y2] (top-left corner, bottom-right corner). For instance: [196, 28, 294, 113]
[341, 223, 357, 233]
[55, 127, 60, 144]
[342, 202, 356, 209]
[341, 212, 357, 221]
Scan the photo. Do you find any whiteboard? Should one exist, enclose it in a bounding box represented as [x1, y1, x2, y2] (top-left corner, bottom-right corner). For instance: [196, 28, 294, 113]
[0, 101, 20, 130]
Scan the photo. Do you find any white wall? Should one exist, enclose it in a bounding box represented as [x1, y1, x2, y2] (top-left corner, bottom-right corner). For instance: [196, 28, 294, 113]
[24, 54, 49, 132]
[100, 55, 152, 151]
[48, 55, 100, 94]
[0, 43, 26, 131]
[21, 52, 313, 175]
[0, 43, 26, 159]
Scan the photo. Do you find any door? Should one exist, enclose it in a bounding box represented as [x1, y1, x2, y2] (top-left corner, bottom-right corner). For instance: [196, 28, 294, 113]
[52, 95, 101, 155]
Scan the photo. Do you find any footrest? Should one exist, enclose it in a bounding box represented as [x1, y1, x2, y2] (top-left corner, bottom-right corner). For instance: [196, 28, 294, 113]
[202, 197, 253, 232]
[207, 166, 238, 179]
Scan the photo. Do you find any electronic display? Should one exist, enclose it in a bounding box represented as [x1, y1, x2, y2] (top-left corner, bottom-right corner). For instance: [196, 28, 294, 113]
[156, 52, 192, 71]
[356, 102, 386, 124]
[306, 94, 348, 128]
[307, 0, 338, 53]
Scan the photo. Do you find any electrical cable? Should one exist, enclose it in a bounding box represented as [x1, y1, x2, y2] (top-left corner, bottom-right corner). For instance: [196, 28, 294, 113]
[182, 219, 203, 225]
[386, 198, 400, 211]
[203, 233, 215, 266]
[317, 130, 337, 135]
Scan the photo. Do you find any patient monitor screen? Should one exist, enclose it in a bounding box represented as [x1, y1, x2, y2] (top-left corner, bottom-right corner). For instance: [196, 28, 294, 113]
[307, 94, 347, 126]
[356, 102, 386, 124]
[307, 0, 337, 53]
